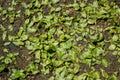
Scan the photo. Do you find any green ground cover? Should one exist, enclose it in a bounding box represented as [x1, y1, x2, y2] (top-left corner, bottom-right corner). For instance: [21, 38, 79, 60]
[0, 0, 120, 80]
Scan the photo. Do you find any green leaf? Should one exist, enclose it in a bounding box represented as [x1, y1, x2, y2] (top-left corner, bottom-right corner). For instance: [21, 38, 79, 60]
[17, 27, 24, 37]
[10, 69, 26, 79]
[66, 74, 74, 80]
[48, 76, 54, 80]
[102, 59, 108, 67]
[0, 64, 5, 72]
[81, 11, 86, 18]
[73, 64, 79, 74]
[93, 71, 100, 79]
[52, 59, 63, 67]
[57, 67, 66, 80]
[52, 0, 59, 4]
[73, 3, 79, 10]
[24, 19, 30, 25]
[2, 10, 7, 15]
[118, 52, 120, 55]
[0, 24, 5, 31]
[55, 7, 61, 12]
[35, 50, 40, 63]
[8, 25, 13, 31]
[21, 34, 28, 41]
[88, 19, 95, 24]
[28, 21, 34, 28]
[8, 7, 13, 11]
[48, 28, 55, 38]
[10, 17, 14, 23]
[93, 1, 98, 7]
[81, 51, 92, 59]
[109, 44, 116, 50]
[93, 47, 104, 57]
[112, 35, 118, 41]
[3, 53, 18, 64]
[4, 57, 12, 64]
[34, 0, 41, 7]
[13, 40, 24, 46]
[108, 75, 117, 80]
[0, 56, 4, 60]
[101, 69, 108, 78]
[3, 48, 9, 52]
[37, 13, 43, 21]
[27, 62, 39, 74]
[41, 67, 50, 75]
[78, 73, 88, 80]
[60, 40, 72, 49]
[112, 51, 118, 56]
[2, 31, 7, 40]
[25, 9, 31, 16]
[80, 2, 86, 8]
[118, 58, 120, 63]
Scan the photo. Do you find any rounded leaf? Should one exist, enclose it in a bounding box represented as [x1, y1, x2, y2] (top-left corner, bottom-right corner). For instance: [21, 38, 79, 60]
[109, 44, 116, 50]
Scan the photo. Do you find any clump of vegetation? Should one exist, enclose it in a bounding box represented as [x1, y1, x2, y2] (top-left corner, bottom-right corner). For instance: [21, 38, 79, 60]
[0, 0, 120, 80]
